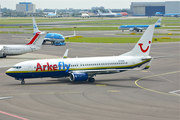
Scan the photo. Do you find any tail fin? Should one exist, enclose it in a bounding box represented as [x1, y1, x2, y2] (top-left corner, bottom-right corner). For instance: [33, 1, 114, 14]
[154, 17, 162, 26]
[98, 10, 102, 14]
[55, 10, 57, 14]
[26, 32, 47, 47]
[108, 9, 112, 13]
[121, 25, 155, 57]
[33, 17, 40, 33]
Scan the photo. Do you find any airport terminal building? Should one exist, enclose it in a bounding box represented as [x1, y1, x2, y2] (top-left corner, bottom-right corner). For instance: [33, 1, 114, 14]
[16, 2, 35, 13]
[130, 1, 180, 16]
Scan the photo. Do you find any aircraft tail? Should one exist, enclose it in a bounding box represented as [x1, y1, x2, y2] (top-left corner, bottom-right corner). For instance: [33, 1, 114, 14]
[55, 10, 57, 14]
[121, 25, 155, 57]
[108, 9, 112, 13]
[33, 17, 40, 33]
[154, 17, 162, 26]
[98, 10, 102, 14]
[26, 32, 47, 47]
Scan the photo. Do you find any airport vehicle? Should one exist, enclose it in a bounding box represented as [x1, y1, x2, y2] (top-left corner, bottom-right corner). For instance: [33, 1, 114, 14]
[118, 18, 162, 32]
[108, 9, 127, 16]
[98, 10, 122, 17]
[6, 25, 161, 84]
[53, 41, 66, 46]
[0, 32, 46, 58]
[33, 17, 75, 44]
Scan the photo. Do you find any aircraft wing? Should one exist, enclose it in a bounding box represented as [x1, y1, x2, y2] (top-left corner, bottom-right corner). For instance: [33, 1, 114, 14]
[64, 31, 76, 38]
[70, 68, 141, 75]
[135, 27, 144, 30]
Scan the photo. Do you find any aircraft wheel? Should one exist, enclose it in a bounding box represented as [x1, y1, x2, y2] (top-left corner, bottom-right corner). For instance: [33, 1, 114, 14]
[21, 79, 25, 85]
[42, 40, 46, 45]
[3, 53, 6, 58]
[140, 30, 142, 32]
[88, 78, 95, 83]
[137, 30, 139, 32]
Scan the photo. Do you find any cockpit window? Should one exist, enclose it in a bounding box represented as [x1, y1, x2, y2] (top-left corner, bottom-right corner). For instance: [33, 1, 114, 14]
[13, 66, 21, 69]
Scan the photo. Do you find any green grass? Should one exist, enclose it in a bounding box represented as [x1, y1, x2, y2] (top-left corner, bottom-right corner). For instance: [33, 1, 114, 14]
[66, 37, 180, 43]
[0, 31, 26, 34]
[38, 27, 118, 31]
[0, 17, 79, 24]
[169, 30, 180, 31]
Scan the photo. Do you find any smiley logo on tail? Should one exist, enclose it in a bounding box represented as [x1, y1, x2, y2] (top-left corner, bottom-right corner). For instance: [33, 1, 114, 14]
[138, 41, 151, 53]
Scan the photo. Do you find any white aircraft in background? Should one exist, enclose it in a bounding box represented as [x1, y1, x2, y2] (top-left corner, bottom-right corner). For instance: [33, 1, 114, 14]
[6, 25, 164, 84]
[0, 32, 46, 58]
[81, 11, 90, 18]
[98, 9, 122, 17]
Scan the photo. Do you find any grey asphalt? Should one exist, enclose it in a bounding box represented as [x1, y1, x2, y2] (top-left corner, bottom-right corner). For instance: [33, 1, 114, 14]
[0, 34, 179, 120]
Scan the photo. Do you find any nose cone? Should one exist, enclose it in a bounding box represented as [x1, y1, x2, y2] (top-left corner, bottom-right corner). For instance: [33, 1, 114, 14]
[6, 68, 18, 78]
[118, 26, 122, 29]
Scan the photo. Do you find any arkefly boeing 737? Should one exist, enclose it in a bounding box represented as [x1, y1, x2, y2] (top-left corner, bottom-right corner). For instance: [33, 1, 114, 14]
[0, 32, 46, 58]
[98, 10, 122, 17]
[6, 25, 164, 84]
[118, 18, 162, 32]
[33, 17, 75, 44]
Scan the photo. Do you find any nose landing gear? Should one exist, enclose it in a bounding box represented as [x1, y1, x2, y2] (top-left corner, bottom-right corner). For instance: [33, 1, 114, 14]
[21, 79, 25, 85]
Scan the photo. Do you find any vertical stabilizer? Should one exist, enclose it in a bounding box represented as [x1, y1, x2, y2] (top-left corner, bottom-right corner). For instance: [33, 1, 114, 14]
[33, 17, 40, 33]
[98, 10, 102, 14]
[108, 9, 113, 13]
[121, 25, 155, 57]
[26, 32, 47, 48]
[155, 17, 162, 26]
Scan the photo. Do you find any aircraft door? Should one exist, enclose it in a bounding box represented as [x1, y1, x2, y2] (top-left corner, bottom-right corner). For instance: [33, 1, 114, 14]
[27, 63, 33, 72]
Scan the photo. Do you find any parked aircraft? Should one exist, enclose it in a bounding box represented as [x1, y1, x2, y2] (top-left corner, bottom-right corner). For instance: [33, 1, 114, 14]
[118, 18, 162, 32]
[6, 25, 163, 85]
[33, 17, 75, 44]
[46, 10, 57, 18]
[108, 9, 127, 16]
[98, 10, 122, 17]
[164, 13, 180, 17]
[81, 11, 90, 18]
[0, 32, 46, 58]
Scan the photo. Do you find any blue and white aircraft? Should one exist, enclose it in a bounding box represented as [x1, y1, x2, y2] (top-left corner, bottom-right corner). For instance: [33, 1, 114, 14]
[118, 18, 162, 32]
[6, 25, 165, 84]
[33, 17, 75, 44]
[98, 10, 122, 17]
[46, 10, 57, 18]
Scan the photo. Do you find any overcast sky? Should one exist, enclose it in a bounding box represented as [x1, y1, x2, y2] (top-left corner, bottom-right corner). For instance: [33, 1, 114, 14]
[1, 0, 179, 10]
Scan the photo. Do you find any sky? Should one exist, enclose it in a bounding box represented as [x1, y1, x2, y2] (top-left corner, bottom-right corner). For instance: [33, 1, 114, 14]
[1, 0, 179, 10]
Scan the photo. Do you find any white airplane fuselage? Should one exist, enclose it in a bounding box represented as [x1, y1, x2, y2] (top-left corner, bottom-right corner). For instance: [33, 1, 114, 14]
[2, 45, 39, 56]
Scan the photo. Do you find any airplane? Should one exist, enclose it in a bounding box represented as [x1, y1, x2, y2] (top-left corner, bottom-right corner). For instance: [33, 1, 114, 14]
[33, 17, 75, 44]
[98, 10, 122, 17]
[164, 13, 180, 17]
[119, 12, 128, 16]
[118, 18, 162, 32]
[81, 11, 90, 18]
[0, 31, 46, 58]
[108, 9, 127, 16]
[46, 10, 57, 18]
[6, 25, 164, 85]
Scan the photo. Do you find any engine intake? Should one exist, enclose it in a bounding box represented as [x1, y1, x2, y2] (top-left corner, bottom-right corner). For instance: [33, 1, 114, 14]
[69, 72, 88, 82]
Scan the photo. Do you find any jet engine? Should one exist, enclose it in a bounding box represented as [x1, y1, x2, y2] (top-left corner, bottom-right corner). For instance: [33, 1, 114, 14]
[69, 72, 88, 82]
[129, 28, 134, 31]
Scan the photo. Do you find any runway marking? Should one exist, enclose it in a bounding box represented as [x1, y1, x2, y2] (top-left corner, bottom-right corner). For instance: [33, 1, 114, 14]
[141, 70, 150, 72]
[135, 71, 180, 97]
[0, 91, 82, 96]
[0, 110, 29, 120]
[108, 90, 120, 92]
[169, 90, 180, 96]
[96, 84, 106, 86]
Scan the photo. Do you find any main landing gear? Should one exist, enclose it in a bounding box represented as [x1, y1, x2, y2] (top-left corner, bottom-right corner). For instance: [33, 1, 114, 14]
[88, 78, 95, 83]
[21, 79, 25, 85]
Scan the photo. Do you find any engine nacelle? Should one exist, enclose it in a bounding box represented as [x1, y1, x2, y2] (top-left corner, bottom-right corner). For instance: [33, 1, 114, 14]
[129, 28, 134, 31]
[69, 72, 88, 82]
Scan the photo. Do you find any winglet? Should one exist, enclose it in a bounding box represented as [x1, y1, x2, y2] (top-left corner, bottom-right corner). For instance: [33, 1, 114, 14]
[63, 49, 68, 59]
